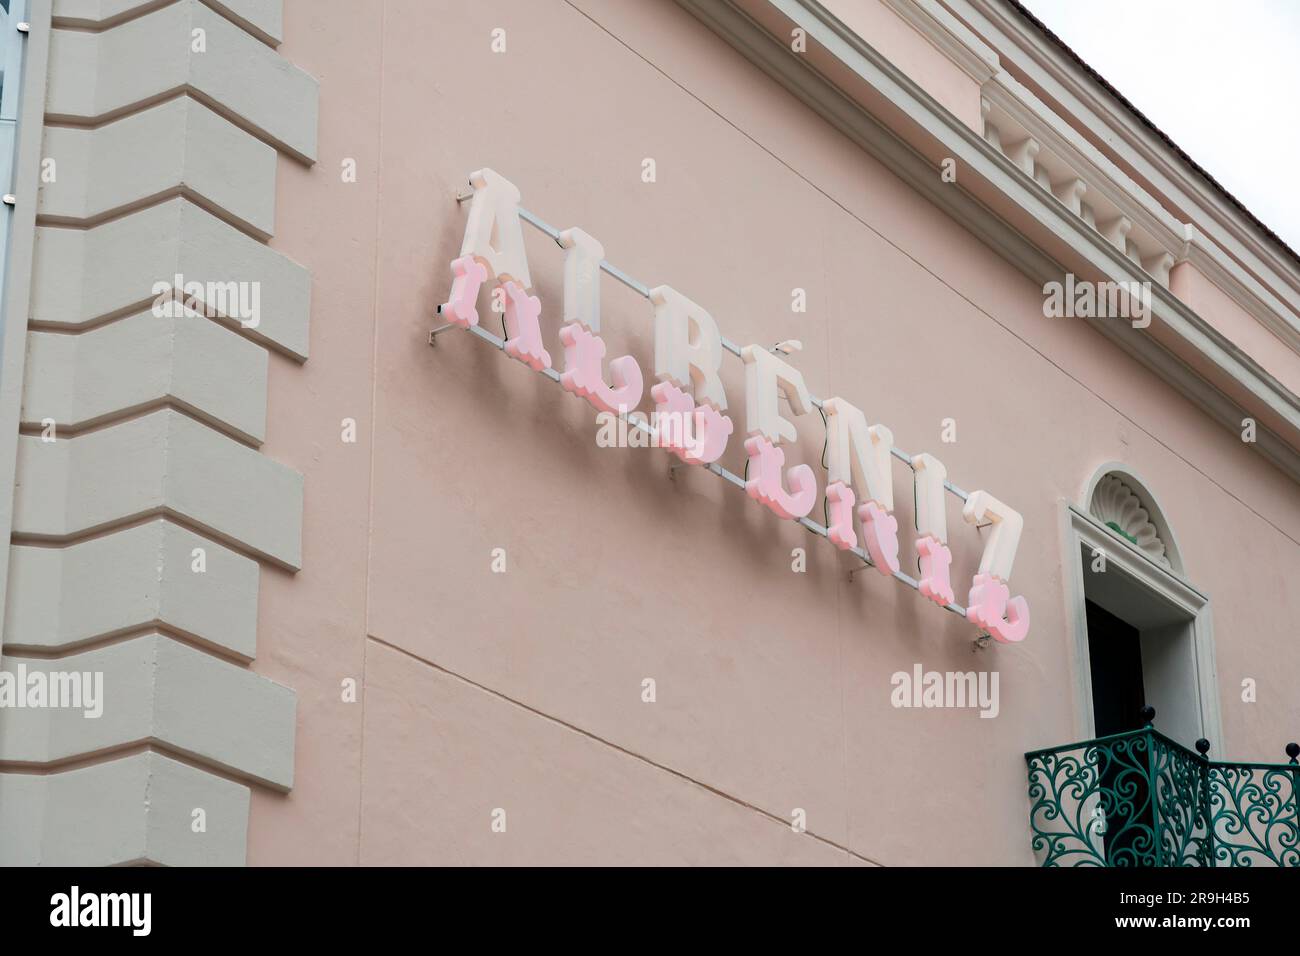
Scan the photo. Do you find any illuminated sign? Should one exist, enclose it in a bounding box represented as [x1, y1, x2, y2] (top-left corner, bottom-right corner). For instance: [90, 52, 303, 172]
[436, 168, 1029, 643]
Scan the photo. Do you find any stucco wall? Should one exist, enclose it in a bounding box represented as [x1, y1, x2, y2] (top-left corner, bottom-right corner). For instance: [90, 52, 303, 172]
[3, 0, 1288, 867]
[228, 0, 1300, 866]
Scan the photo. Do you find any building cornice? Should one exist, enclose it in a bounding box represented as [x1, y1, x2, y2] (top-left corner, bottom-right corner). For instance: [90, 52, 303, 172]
[676, 0, 1300, 484]
[948, 0, 1300, 325]
[1181, 224, 1300, 356]
[879, 0, 999, 82]
[911, 0, 1300, 358]
[980, 68, 1184, 283]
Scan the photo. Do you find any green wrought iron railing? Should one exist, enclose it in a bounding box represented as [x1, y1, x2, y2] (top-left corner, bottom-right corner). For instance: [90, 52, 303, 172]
[1025, 713, 1300, 867]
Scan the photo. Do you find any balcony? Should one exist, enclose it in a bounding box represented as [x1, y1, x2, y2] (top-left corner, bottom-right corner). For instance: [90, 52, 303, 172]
[1025, 714, 1300, 866]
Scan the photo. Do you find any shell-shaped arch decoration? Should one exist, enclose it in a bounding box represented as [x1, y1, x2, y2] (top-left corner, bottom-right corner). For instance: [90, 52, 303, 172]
[1089, 475, 1170, 568]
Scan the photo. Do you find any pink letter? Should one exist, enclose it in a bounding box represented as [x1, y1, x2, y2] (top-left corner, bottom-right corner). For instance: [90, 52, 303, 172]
[989, 596, 1030, 643]
[916, 534, 954, 606]
[651, 382, 732, 465]
[858, 500, 900, 576]
[501, 280, 551, 371]
[744, 436, 816, 520]
[559, 323, 644, 414]
[441, 255, 488, 328]
[684, 404, 733, 465]
[826, 481, 857, 550]
[651, 382, 694, 459]
[965, 573, 1030, 643]
[966, 574, 1008, 630]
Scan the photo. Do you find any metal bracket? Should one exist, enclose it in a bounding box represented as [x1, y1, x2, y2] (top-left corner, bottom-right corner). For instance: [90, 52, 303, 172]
[428, 322, 454, 346]
[972, 632, 992, 651]
[455, 187, 473, 203]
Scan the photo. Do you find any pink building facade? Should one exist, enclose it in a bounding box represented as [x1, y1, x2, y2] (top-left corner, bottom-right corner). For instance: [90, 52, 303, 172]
[0, 0, 1297, 866]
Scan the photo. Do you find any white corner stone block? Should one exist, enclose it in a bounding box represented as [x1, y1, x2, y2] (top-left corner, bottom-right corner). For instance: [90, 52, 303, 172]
[47, 0, 315, 162]
[53, 0, 284, 47]
[203, 0, 284, 46]
[32, 198, 311, 360]
[24, 309, 269, 445]
[0, 751, 251, 865]
[5, 519, 260, 658]
[13, 409, 304, 569]
[0, 633, 297, 789]
[40, 97, 278, 238]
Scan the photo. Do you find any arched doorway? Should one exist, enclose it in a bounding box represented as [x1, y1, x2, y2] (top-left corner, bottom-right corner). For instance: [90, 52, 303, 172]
[1062, 465, 1222, 751]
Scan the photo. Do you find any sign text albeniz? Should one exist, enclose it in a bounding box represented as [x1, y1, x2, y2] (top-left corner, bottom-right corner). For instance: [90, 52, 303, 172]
[437, 169, 1029, 643]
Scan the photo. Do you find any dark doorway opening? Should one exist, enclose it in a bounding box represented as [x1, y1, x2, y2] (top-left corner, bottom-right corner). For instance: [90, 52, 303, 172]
[1085, 598, 1152, 864]
[1086, 599, 1147, 735]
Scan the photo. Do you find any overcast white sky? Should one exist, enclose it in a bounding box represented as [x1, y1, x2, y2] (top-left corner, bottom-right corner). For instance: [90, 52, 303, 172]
[1019, 0, 1300, 253]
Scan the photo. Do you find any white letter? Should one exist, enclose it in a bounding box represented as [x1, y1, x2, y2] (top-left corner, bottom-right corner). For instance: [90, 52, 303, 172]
[460, 168, 531, 289]
[650, 286, 727, 410]
[962, 491, 1023, 582]
[911, 453, 947, 541]
[823, 397, 893, 509]
[558, 227, 604, 333]
[742, 346, 811, 445]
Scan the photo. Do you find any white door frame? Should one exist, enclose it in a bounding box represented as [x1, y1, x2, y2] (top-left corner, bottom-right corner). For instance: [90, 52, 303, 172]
[1059, 502, 1223, 749]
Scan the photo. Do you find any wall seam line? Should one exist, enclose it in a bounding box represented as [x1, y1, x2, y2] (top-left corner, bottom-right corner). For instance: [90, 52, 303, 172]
[355, 0, 389, 868]
[367, 633, 881, 866]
